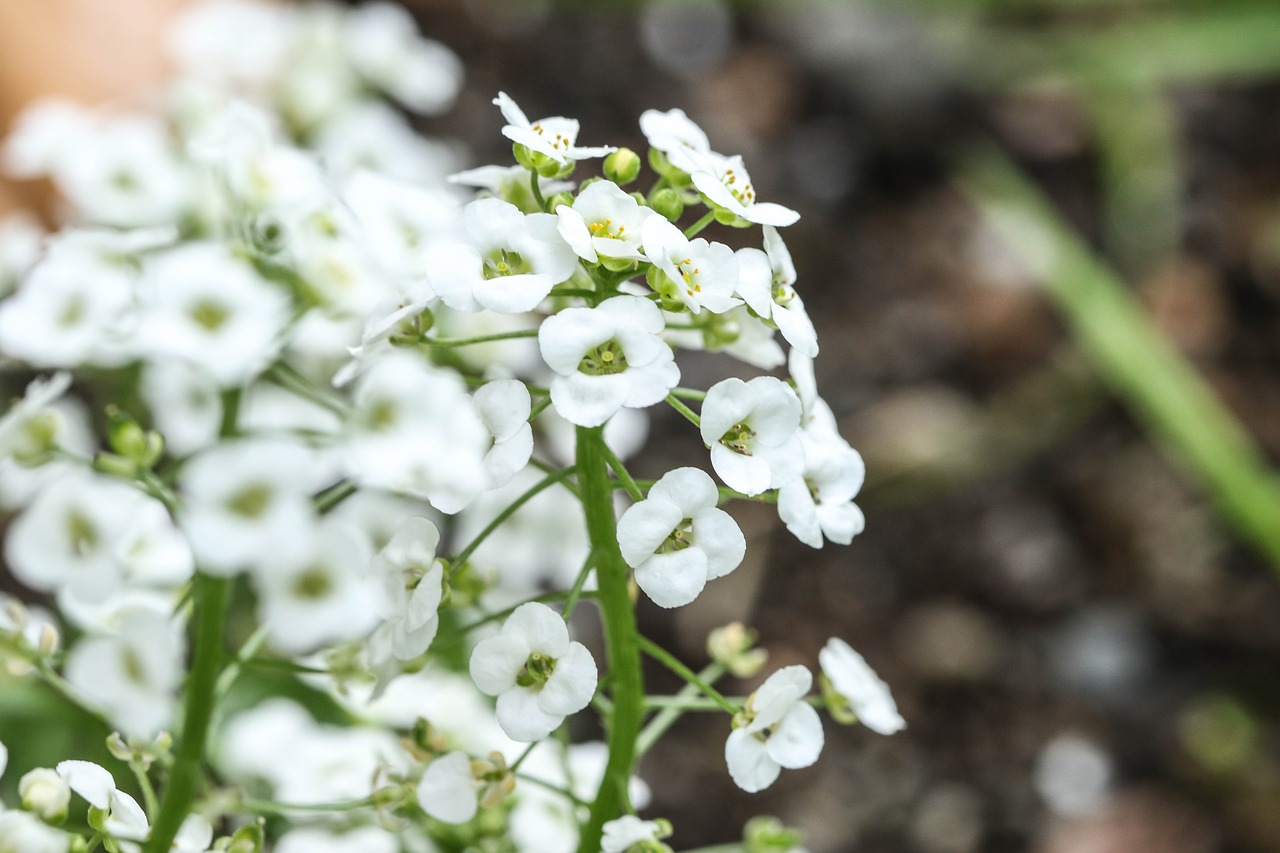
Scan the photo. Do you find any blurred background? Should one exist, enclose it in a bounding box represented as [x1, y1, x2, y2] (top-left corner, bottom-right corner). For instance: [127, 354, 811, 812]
[5, 1, 1280, 851]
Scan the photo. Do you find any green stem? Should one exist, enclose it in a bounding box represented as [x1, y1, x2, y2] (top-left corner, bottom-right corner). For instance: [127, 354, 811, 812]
[314, 479, 357, 514]
[665, 394, 702, 428]
[636, 663, 727, 759]
[669, 387, 708, 401]
[131, 762, 160, 816]
[530, 169, 548, 212]
[575, 426, 644, 853]
[637, 636, 737, 714]
[392, 329, 539, 348]
[144, 574, 232, 853]
[562, 548, 598, 622]
[453, 466, 577, 567]
[240, 795, 374, 816]
[684, 211, 716, 238]
[601, 444, 644, 502]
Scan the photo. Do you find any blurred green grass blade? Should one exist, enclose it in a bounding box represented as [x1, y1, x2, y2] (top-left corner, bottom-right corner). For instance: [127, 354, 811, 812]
[958, 148, 1280, 569]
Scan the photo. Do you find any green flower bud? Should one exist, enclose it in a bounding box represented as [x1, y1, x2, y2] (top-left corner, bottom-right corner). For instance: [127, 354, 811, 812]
[546, 191, 575, 212]
[714, 206, 751, 228]
[604, 148, 642, 185]
[228, 822, 265, 853]
[106, 407, 164, 468]
[536, 158, 576, 180]
[19, 768, 70, 823]
[649, 188, 684, 223]
[744, 816, 806, 853]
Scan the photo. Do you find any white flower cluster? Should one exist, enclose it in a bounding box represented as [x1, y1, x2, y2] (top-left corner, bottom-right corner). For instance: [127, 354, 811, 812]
[0, 1, 902, 849]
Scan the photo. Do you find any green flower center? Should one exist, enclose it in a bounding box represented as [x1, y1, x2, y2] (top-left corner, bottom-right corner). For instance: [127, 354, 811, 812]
[66, 510, 99, 557]
[578, 340, 628, 375]
[515, 652, 557, 688]
[225, 483, 273, 519]
[659, 519, 695, 554]
[191, 299, 230, 333]
[483, 248, 530, 279]
[719, 422, 756, 456]
[292, 566, 334, 600]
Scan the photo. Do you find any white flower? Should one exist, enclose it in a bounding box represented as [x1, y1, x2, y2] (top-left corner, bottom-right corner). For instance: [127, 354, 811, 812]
[56, 760, 150, 842]
[139, 362, 222, 457]
[252, 519, 381, 655]
[617, 467, 745, 608]
[0, 213, 43, 296]
[343, 3, 463, 115]
[778, 431, 866, 549]
[473, 379, 534, 489]
[639, 107, 711, 173]
[700, 377, 803, 496]
[18, 768, 70, 822]
[818, 638, 905, 735]
[448, 164, 573, 209]
[65, 604, 185, 738]
[469, 602, 598, 742]
[555, 180, 657, 264]
[367, 517, 445, 668]
[135, 242, 291, 386]
[417, 751, 479, 823]
[641, 215, 739, 314]
[343, 169, 460, 282]
[660, 304, 785, 370]
[493, 92, 614, 165]
[735, 226, 817, 357]
[540, 295, 679, 427]
[602, 815, 668, 852]
[0, 372, 72, 465]
[276, 827, 399, 853]
[169, 0, 297, 88]
[427, 197, 577, 314]
[317, 102, 461, 183]
[179, 438, 319, 575]
[0, 812, 68, 853]
[686, 151, 799, 227]
[725, 666, 824, 793]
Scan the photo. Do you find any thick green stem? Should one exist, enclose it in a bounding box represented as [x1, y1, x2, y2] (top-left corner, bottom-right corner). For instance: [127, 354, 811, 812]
[145, 574, 232, 852]
[576, 426, 644, 853]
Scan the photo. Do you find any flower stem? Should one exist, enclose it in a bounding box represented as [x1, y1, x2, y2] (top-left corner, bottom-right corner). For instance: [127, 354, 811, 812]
[144, 573, 232, 853]
[665, 393, 702, 428]
[530, 169, 548, 212]
[636, 663, 727, 759]
[684, 210, 716, 238]
[394, 329, 539, 348]
[576, 426, 644, 853]
[637, 635, 737, 714]
[452, 465, 577, 566]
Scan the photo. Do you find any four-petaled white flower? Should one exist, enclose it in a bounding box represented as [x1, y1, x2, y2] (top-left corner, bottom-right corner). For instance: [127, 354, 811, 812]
[736, 226, 818, 357]
[818, 638, 905, 735]
[469, 602, 598, 742]
[428, 197, 577, 314]
[641, 215, 740, 314]
[778, 431, 866, 549]
[368, 516, 445, 676]
[473, 379, 534, 490]
[540, 295, 679, 427]
[725, 665, 824, 793]
[556, 179, 656, 265]
[56, 760, 151, 844]
[639, 107, 711, 173]
[700, 377, 803, 496]
[494, 92, 614, 165]
[686, 151, 800, 228]
[617, 467, 745, 608]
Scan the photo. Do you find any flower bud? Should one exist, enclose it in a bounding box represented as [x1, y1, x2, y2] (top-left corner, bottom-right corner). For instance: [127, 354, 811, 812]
[106, 733, 132, 762]
[714, 206, 751, 228]
[546, 191, 575, 212]
[744, 816, 805, 853]
[603, 148, 642, 185]
[106, 406, 164, 467]
[649, 188, 684, 223]
[19, 767, 70, 823]
[227, 822, 265, 853]
[536, 158, 575, 180]
[707, 622, 768, 677]
[36, 624, 59, 657]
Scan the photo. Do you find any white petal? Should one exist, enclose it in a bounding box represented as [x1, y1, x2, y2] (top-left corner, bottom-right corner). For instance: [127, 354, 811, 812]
[474, 272, 556, 314]
[744, 201, 800, 228]
[819, 639, 905, 735]
[734, 247, 774, 318]
[539, 642, 597, 716]
[556, 206, 598, 263]
[765, 702, 824, 769]
[725, 729, 780, 793]
[550, 373, 630, 428]
[539, 306, 614, 376]
[504, 601, 569, 657]
[474, 379, 531, 442]
[774, 300, 818, 358]
[700, 378, 755, 446]
[691, 507, 746, 580]
[751, 665, 813, 729]
[710, 444, 772, 496]
[417, 752, 478, 823]
[817, 501, 865, 546]
[648, 467, 718, 517]
[496, 686, 564, 742]
[55, 760, 114, 809]
[634, 549, 708, 609]
[778, 477, 823, 549]
[616, 497, 684, 568]
[469, 634, 529, 696]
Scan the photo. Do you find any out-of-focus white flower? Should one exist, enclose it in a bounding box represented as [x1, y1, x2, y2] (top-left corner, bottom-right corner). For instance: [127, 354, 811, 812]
[540, 295, 679, 427]
[556, 180, 656, 265]
[470, 602, 597, 742]
[0, 372, 72, 466]
[64, 604, 185, 738]
[57, 761, 150, 842]
[317, 102, 462, 183]
[639, 107, 711, 173]
[135, 242, 290, 386]
[140, 362, 222, 457]
[275, 827, 400, 853]
[818, 638, 904, 735]
[0, 811, 69, 853]
[602, 815, 670, 852]
[169, 0, 297, 89]
[179, 437, 319, 575]
[641, 215, 739, 314]
[18, 767, 70, 822]
[343, 169, 460, 282]
[736, 226, 817, 357]
[3, 98, 93, 178]
[617, 467, 745, 608]
[725, 666, 823, 793]
[686, 151, 799, 228]
[493, 92, 614, 165]
[252, 519, 381, 654]
[428, 197, 577, 314]
[343, 3, 463, 115]
[0, 213, 43, 296]
[700, 377, 803, 496]
[417, 751, 479, 823]
[367, 516, 444, 672]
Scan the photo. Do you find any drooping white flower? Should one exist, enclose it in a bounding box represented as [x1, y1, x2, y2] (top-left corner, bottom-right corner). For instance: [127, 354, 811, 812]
[818, 638, 905, 735]
[641, 215, 739, 314]
[602, 815, 669, 853]
[64, 604, 185, 738]
[725, 666, 824, 793]
[427, 197, 577, 314]
[345, 350, 490, 513]
[493, 92, 614, 165]
[778, 431, 866, 549]
[473, 379, 534, 489]
[639, 107, 712, 173]
[252, 519, 381, 655]
[700, 377, 803, 496]
[540, 295, 679, 427]
[736, 226, 818, 357]
[686, 151, 799, 228]
[179, 437, 320, 575]
[135, 242, 291, 386]
[343, 2, 463, 115]
[57, 760, 150, 843]
[417, 751, 479, 824]
[367, 516, 445, 671]
[555, 179, 657, 265]
[469, 602, 598, 742]
[617, 467, 745, 608]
